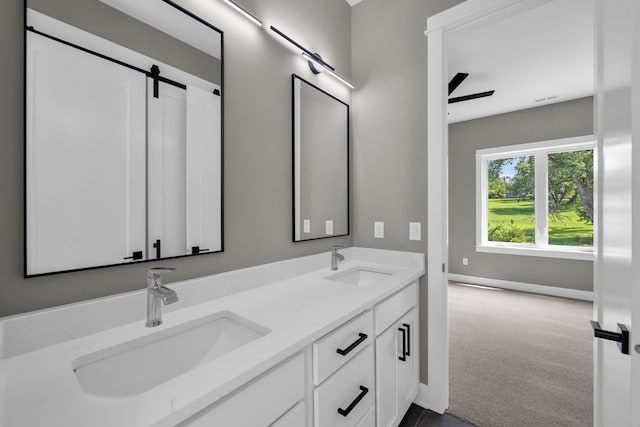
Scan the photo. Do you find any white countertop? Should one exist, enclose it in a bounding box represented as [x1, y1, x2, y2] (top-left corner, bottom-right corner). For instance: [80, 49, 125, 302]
[0, 248, 424, 426]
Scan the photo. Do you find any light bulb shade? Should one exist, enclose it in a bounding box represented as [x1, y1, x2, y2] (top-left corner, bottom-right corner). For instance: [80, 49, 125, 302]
[308, 53, 324, 74]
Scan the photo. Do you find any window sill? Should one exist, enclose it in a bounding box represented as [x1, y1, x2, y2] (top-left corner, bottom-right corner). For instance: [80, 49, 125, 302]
[476, 244, 594, 261]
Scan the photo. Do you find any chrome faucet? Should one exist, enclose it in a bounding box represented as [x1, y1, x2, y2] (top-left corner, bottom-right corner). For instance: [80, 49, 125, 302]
[146, 267, 178, 327]
[331, 246, 345, 271]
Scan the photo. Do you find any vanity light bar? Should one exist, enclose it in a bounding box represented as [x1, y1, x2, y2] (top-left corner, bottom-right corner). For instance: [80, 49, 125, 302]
[302, 52, 355, 89]
[270, 25, 354, 89]
[223, 0, 262, 26]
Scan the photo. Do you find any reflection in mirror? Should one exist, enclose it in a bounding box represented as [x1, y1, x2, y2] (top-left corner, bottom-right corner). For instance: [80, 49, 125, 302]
[292, 75, 349, 242]
[25, 0, 223, 276]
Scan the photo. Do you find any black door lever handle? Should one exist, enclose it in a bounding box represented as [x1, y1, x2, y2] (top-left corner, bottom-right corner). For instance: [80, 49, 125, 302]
[590, 320, 629, 355]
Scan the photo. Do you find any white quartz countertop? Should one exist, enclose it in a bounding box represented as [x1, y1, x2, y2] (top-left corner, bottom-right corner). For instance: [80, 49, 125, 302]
[0, 248, 424, 426]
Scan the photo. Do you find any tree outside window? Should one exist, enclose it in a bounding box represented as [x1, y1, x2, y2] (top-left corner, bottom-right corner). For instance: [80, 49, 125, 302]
[477, 136, 594, 259]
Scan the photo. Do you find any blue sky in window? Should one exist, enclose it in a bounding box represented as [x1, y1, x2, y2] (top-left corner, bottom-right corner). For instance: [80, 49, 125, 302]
[500, 159, 517, 179]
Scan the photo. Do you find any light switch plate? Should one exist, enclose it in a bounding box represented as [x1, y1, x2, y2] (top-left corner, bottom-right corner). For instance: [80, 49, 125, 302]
[374, 221, 384, 239]
[409, 222, 421, 241]
[325, 220, 334, 235]
[303, 219, 311, 233]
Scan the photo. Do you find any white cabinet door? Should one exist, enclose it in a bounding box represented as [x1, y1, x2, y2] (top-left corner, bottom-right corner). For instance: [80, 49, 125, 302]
[26, 31, 146, 275]
[376, 306, 419, 427]
[147, 80, 187, 259]
[397, 308, 419, 417]
[376, 324, 399, 427]
[181, 353, 305, 427]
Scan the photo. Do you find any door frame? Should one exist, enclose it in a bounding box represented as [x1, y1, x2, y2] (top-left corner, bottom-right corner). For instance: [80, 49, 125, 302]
[425, 0, 558, 413]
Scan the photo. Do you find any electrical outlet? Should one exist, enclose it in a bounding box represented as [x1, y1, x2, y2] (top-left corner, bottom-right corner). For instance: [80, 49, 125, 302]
[409, 222, 421, 241]
[303, 219, 311, 233]
[374, 221, 384, 239]
[325, 220, 334, 235]
[462, 257, 468, 266]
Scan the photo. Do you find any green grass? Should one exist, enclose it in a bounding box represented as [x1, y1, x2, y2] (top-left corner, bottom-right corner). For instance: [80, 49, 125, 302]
[488, 198, 593, 247]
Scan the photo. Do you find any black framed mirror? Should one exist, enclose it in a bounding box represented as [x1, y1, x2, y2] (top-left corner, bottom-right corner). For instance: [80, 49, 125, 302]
[292, 74, 349, 242]
[24, 0, 223, 276]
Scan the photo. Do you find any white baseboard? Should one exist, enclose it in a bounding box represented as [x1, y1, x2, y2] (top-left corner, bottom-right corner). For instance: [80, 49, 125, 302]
[413, 383, 429, 410]
[448, 273, 593, 301]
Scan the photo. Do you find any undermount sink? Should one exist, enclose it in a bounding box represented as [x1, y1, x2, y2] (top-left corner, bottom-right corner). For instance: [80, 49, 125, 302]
[72, 311, 270, 397]
[325, 267, 394, 287]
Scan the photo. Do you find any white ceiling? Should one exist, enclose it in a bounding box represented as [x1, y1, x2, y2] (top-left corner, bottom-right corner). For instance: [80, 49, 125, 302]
[447, 0, 594, 123]
[345, 0, 363, 6]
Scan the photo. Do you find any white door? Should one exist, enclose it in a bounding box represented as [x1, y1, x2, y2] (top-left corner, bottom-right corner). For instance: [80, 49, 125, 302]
[26, 31, 146, 275]
[593, 0, 640, 425]
[147, 80, 188, 259]
[185, 84, 223, 255]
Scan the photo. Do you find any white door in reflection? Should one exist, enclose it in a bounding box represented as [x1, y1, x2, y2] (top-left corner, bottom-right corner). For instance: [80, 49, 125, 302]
[147, 82, 222, 259]
[26, 31, 146, 275]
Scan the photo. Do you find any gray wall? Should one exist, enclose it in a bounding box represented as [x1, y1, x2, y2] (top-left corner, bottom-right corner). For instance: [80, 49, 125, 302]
[448, 97, 594, 291]
[351, 0, 464, 384]
[0, 0, 352, 317]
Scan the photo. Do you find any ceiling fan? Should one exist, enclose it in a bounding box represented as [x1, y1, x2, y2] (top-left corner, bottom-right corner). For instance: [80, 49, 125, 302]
[448, 72, 495, 104]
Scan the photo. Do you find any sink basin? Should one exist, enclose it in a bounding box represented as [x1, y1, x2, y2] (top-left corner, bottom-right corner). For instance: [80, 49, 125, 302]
[72, 311, 270, 397]
[325, 267, 394, 287]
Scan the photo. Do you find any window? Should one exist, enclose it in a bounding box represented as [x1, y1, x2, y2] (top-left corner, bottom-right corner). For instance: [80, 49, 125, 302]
[476, 135, 595, 260]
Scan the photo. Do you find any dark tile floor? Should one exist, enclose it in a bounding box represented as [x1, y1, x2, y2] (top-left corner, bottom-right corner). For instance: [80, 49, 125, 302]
[399, 404, 477, 427]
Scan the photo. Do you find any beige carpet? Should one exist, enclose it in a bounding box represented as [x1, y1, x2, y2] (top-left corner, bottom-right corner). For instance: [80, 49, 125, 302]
[448, 282, 593, 427]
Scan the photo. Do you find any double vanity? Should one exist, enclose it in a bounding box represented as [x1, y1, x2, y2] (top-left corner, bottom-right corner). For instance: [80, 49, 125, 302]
[0, 248, 424, 426]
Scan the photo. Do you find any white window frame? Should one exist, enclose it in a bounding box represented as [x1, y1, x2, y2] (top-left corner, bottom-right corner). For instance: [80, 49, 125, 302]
[476, 134, 595, 261]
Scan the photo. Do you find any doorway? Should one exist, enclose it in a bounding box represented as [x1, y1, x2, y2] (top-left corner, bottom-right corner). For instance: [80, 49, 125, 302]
[426, 1, 640, 425]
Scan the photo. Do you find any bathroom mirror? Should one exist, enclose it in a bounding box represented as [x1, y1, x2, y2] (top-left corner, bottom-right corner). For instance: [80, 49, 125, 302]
[25, 0, 223, 276]
[292, 75, 349, 242]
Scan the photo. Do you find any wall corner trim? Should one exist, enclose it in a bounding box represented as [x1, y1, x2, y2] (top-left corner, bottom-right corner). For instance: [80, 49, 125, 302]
[448, 273, 594, 301]
[414, 383, 430, 411]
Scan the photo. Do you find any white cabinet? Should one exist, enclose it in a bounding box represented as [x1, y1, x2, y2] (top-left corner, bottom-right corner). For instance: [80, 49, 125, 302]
[313, 311, 373, 385]
[375, 284, 419, 427]
[314, 346, 375, 427]
[312, 311, 375, 427]
[397, 308, 419, 417]
[271, 402, 306, 427]
[180, 353, 305, 427]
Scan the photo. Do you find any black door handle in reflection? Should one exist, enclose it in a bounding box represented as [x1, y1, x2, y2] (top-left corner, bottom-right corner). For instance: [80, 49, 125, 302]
[590, 320, 629, 355]
[336, 333, 367, 356]
[123, 251, 143, 260]
[337, 385, 369, 417]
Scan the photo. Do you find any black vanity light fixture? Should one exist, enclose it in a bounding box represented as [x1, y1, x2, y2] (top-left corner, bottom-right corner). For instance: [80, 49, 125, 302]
[270, 25, 355, 89]
[222, 0, 262, 26]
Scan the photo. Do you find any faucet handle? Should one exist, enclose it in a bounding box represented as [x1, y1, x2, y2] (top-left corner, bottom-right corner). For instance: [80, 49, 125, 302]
[331, 245, 345, 251]
[147, 267, 176, 279]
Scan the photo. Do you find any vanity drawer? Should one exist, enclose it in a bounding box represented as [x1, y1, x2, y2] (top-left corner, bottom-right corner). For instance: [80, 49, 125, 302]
[181, 352, 305, 427]
[355, 406, 375, 427]
[270, 402, 306, 427]
[313, 310, 373, 385]
[375, 281, 418, 335]
[314, 345, 374, 427]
